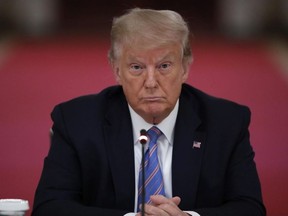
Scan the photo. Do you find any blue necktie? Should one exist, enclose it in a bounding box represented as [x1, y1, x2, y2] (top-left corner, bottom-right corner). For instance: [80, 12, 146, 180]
[138, 126, 165, 210]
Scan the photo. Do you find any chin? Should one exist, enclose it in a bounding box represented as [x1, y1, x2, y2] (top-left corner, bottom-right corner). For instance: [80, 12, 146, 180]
[145, 109, 170, 124]
[145, 106, 165, 116]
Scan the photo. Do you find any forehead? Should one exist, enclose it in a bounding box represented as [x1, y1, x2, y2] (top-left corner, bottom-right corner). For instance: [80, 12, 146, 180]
[122, 42, 182, 61]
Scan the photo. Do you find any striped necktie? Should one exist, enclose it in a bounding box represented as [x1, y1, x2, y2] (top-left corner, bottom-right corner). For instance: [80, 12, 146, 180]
[138, 126, 165, 210]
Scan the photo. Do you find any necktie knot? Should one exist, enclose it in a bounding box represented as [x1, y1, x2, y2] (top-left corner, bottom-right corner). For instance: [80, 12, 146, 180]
[147, 126, 162, 149]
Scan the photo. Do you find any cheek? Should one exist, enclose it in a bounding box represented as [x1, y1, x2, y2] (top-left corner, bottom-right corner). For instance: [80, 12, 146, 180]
[162, 76, 183, 99]
[122, 80, 142, 98]
[122, 76, 140, 88]
[163, 73, 185, 88]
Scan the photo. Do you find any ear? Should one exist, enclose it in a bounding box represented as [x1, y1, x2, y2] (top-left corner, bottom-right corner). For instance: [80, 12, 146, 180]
[181, 59, 192, 83]
[111, 61, 122, 85]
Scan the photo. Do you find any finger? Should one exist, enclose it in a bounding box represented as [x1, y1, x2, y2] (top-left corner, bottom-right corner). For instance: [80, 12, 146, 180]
[149, 195, 170, 205]
[170, 196, 181, 205]
[156, 202, 184, 216]
[150, 195, 181, 206]
[150, 196, 185, 216]
[142, 203, 170, 216]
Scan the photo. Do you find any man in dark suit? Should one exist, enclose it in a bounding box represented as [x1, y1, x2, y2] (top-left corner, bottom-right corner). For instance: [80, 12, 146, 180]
[32, 8, 266, 216]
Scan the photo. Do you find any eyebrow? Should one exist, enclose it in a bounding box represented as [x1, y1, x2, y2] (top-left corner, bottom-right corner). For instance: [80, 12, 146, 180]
[127, 51, 177, 63]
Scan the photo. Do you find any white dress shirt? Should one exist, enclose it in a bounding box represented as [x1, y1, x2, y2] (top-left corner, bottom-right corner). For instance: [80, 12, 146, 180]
[124, 100, 200, 216]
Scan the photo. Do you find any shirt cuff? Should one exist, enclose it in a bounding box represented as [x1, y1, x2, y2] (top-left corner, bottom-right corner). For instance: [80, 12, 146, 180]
[124, 211, 199, 216]
[184, 211, 200, 216]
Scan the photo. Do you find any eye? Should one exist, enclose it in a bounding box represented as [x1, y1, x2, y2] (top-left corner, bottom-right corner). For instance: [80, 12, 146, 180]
[129, 64, 144, 75]
[131, 64, 142, 70]
[158, 62, 171, 71]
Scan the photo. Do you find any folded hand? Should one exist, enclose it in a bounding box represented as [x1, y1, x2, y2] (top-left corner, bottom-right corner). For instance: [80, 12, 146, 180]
[136, 195, 189, 216]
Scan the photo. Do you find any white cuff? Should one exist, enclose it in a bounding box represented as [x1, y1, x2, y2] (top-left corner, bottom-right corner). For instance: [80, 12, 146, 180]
[124, 211, 199, 216]
[184, 211, 201, 216]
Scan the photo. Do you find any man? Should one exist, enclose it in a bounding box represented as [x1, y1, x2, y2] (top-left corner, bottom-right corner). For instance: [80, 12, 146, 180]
[32, 8, 266, 216]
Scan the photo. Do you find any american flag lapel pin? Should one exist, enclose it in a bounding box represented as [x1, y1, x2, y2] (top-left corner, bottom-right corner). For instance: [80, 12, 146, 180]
[193, 141, 201, 149]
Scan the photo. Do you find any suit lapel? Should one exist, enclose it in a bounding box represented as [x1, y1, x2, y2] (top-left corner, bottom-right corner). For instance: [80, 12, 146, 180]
[172, 90, 206, 209]
[103, 91, 135, 211]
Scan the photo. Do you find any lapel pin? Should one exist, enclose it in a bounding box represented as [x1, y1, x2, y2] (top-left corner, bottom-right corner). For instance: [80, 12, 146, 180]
[193, 141, 201, 149]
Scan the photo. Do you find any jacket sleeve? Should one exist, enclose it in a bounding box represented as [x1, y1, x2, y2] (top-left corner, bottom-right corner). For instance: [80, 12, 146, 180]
[31, 105, 129, 216]
[195, 107, 266, 216]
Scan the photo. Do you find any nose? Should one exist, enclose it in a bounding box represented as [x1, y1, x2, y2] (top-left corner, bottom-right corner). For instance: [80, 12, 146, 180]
[144, 67, 158, 88]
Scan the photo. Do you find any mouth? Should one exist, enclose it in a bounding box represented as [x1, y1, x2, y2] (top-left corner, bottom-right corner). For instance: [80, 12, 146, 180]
[142, 97, 164, 102]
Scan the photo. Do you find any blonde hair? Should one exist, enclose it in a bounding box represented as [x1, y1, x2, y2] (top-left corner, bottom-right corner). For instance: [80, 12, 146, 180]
[108, 8, 192, 64]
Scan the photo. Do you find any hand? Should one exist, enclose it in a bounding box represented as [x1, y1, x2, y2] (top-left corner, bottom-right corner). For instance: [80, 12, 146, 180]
[136, 195, 189, 216]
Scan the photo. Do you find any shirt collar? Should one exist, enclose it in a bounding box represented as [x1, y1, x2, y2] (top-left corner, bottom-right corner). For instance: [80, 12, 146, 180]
[128, 100, 179, 146]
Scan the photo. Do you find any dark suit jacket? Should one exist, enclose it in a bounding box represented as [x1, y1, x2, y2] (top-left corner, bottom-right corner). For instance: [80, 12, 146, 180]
[32, 84, 266, 216]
